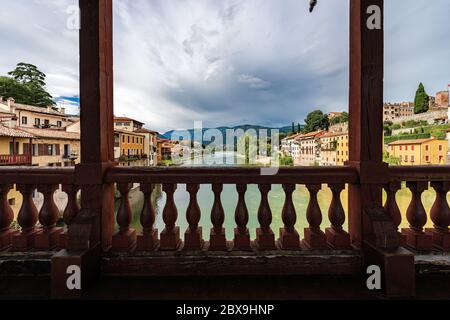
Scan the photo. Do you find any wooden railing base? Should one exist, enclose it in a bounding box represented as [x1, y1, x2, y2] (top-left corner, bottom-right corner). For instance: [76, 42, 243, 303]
[136, 230, 159, 252]
[363, 241, 416, 298]
[11, 230, 39, 251]
[34, 228, 64, 251]
[325, 228, 352, 250]
[0, 229, 19, 251]
[112, 229, 137, 252]
[303, 228, 327, 250]
[401, 228, 433, 251]
[426, 229, 450, 251]
[51, 243, 101, 299]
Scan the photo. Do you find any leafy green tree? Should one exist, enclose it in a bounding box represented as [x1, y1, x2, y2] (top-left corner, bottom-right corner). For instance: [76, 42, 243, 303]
[292, 122, 295, 134]
[297, 123, 301, 133]
[1, 63, 56, 107]
[414, 83, 429, 114]
[383, 151, 401, 166]
[330, 112, 349, 125]
[304, 110, 330, 133]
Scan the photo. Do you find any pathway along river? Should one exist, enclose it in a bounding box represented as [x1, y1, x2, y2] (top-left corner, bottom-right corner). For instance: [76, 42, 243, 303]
[119, 152, 441, 239]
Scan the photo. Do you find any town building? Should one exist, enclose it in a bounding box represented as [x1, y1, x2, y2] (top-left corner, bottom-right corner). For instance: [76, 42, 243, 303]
[319, 131, 349, 167]
[281, 133, 302, 158]
[295, 131, 325, 166]
[157, 138, 176, 162]
[134, 128, 158, 166]
[0, 125, 34, 166]
[383, 102, 414, 122]
[0, 97, 69, 129]
[436, 91, 449, 108]
[114, 129, 145, 159]
[388, 138, 447, 165]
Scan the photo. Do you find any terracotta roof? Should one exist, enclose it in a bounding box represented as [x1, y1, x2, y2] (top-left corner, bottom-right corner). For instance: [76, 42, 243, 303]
[114, 117, 144, 125]
[1, 101, 66, 117]
[388, 138, 435, 146]
[0, 125, 34, 138]
[18, 127, 80, 140]
[134, 128, 159, 135]
[295, 130, 326, 140]
[114, 129, 146, 137]
[320, 131, 349, 138]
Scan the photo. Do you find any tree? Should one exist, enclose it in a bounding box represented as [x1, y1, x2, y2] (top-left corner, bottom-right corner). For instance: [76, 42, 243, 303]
[304, 110, 330, 133]
[297, 123, 301, 133]
[414, 83, 429, 114]
[383, 151, 401, 166]
[1, 63, 56, 107]
[291, 122, 295, 134]
[330, 112, 349, 125]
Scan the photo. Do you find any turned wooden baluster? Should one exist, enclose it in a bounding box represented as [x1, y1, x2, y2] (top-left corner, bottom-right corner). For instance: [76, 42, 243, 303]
[325, 183, 351, 249]
[256, 184, 276, 250]
[12, 184, 38, 251]
[62, 185, 80, 226]
[184, 184, 203, 250]
[403, 181, 432, 250]
[279, 184, 300, 249]
[160, 184, 180, 250]
[210, 183, 227, 251]
[112, 183, 136, 251]
[0, 184, 17, 250]
[304, 184, 327, 249]
[234, 184, 251, 250]
[430, 182, 450, 250]
[383, 182, 402, 231]
[137, 184, 158, 251]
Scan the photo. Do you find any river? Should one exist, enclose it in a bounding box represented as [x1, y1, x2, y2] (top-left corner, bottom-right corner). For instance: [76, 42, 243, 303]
[122, 152, 444, 239]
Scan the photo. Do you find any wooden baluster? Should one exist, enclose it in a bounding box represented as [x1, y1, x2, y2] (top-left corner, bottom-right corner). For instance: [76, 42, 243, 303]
[12, 184, 38, 251]
[34, 184, 63, 250]
[137, 184, 159, 251]
[112, 183, 136, 252]
[401, 181, 432, 250]
[0, 184, 18, 250]
[279, 184, 300, 250]
[160, 184, 181, 250]
[58, 184, 80, 249]
[383, 182, 406, 246]
[234, 184, 251, 250]
[209, 183, 227, 251]
[184, 184, 203, 250]
[255, 184, 276, 250]
[325, 184, 351, 249]
[303, 184, 327, 249]
[430, 182, 450, 250]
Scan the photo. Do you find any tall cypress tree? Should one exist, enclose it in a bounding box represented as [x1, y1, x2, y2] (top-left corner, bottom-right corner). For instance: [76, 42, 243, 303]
[414, 83, 429, 114]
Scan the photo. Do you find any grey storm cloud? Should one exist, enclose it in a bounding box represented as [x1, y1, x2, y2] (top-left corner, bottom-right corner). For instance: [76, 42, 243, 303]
[0, 0, 449, 132]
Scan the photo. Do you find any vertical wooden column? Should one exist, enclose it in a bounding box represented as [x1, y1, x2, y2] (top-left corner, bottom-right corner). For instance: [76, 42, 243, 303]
[348, 0, 415, 297]
[383, 182, 406, 245]
[160, 184, 181, 250]
[326, 184, 351, 249]
[279, 184, 301, 250]
[234, 184, 251, 250]
[12, 184, 39, 251]
[348, 0, 387, 247]
[184, 184, 203, 250]
[52, 0, 114, 299]
[303, 184, 327, 249]
[112, 183, 137, 251]
[209, 184, 227, 251]
[255, 184, 276, 250]
[35, 184, 63, 250]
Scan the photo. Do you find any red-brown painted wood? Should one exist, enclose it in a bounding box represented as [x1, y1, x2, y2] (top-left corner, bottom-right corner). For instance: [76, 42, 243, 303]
[326, 184, 351, 249]
[34, 184, 63, 250]
[112, 183, 136, 252]
[137, 184, 158, 251]
[184, 184, 203, 250]
[303, 184, 327, 249]
[429, 182, 450, 250]
[209, 183, 227, 251]
[0, 184, 18, 250]
[256, 184, 276, 250]
[12, 184, 38, 251]
[383, 182, 402, 230]
[160, 184, 180, 250]
[234, 184, 251, 250]
[402, 181, 433, 250]
[58, 184, 80, 249]
[279, 184, 300, 250]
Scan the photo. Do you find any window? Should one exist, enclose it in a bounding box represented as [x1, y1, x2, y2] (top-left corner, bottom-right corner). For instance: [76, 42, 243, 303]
[425, 145, 429, 151]
[48, 144, 54, 156]
[128, 136, 130, 143]
[399, 146, 402, 151]
[405, 146, 408, 151]
[22, 116, 28, 125]
[439, 145, 443, 151]
[57, 121, 62, 128]
[132, 137, 135, 144]
[411, 145, 414, 151]
[411, 155, 415, 162]
[405, 155, 408, 162]
[425, 156, 430, 162]
[32, 144, 37, 156]
[35, 118, 41, 126]
[44, 119, 50, 125]
[122, 135, 125, 143]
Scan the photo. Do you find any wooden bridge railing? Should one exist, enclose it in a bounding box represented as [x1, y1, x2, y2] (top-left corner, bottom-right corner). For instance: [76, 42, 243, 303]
[104, 166, 359, 252]
[386, 166, 450, 251]
[0, 167, 78, 251]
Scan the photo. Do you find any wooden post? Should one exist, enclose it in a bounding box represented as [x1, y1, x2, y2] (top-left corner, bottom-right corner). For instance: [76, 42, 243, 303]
[52, 0, 114, 299]
[348, 0, 415, 297]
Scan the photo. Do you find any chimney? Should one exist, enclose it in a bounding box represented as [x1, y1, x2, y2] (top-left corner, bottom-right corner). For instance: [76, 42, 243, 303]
[47, 106, 52, 112]
[7, 98, 15, 111]
[60, 107, 66, 114]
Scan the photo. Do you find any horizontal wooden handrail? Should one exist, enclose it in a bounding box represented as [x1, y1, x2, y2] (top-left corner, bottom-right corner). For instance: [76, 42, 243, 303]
[105, 166, 359, 185]
[389, 165, 450, 182]
[0, 167, 75, 184]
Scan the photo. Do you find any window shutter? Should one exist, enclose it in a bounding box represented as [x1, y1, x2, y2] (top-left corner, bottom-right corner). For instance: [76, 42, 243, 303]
[55, 144, 60, 156]
[23, 144, 30, 155]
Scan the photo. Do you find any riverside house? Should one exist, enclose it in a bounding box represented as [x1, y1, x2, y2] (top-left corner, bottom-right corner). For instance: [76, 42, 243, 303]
[388, 138, 448, 165]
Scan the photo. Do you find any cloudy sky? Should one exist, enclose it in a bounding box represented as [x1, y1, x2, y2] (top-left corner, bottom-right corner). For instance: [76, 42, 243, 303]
[0, 0, 449, 132]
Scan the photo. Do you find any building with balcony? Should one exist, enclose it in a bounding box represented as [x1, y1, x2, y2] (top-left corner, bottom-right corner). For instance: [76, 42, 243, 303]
[388, 138, 447, 165]
[134, 128, 159, 166]
[0, 124, 33, 166]
[295, 131, 325, 166]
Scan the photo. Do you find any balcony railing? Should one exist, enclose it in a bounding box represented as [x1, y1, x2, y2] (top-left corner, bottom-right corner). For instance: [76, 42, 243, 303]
[0, 154, 32, 166]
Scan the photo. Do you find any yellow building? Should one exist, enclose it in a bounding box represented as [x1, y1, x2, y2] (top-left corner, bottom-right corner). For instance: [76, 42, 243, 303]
[388, 138, 447, 165]
[115, 129, 145, 158]
[319, 131, 349, 166]
[0, 125, 34, 166]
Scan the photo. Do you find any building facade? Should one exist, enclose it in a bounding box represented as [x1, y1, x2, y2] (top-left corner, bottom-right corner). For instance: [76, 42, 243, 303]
[295, 131, 325, 166]
[388, 138, 447, 165]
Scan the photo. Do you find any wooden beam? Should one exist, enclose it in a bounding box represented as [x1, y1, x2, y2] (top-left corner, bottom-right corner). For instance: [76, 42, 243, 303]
[348, 0, 387, 247]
